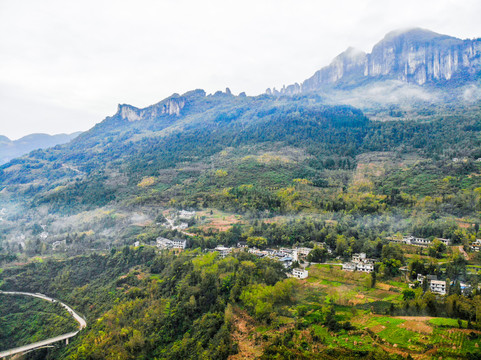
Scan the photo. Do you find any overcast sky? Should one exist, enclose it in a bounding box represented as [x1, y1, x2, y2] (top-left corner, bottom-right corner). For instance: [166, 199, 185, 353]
[1, 0, 480, 139]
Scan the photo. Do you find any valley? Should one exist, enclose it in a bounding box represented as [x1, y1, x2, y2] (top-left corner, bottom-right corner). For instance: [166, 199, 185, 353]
[0, 27, 481, 359]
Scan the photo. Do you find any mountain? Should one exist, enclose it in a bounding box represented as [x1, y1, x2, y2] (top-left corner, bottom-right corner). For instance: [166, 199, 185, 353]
[1, 85, 479, 219]
[268, 28, 481, 95]
[0, 132, 81, 165]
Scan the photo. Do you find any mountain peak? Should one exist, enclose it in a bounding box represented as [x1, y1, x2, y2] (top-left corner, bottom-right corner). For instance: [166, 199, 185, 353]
[340, 46, 366, 58]
[376, 27, 462, 48]
[383, 27, 444, 41]
[273, 28, 481, 94]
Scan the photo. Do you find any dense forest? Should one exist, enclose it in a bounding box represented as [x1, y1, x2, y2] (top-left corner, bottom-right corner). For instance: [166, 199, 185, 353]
[0, 92, 480, 218]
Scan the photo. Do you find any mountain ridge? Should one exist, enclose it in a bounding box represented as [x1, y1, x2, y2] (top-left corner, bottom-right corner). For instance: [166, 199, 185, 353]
[0, 132, 81, 165]
[268, 28, 481, 95]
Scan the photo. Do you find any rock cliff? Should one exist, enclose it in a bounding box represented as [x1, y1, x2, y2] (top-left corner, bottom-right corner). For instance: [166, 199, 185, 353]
[269, 28, 481, 94]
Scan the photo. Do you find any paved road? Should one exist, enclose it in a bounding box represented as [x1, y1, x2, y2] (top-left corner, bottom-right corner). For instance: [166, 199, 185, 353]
[0, 291, 86, 358]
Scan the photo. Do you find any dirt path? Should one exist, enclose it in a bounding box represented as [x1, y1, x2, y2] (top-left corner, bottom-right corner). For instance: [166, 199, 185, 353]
[228, 308, 263, 360]
[457, 246, 469, 260]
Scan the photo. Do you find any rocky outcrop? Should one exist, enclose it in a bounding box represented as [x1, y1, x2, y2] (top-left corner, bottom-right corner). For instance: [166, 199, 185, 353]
[160, 98, 185, 116]
[118, 104, 142, 122]
[117, 96, 186, 122]
[268, 28, 481, 94]
[366, 29, 481, 85]
[303, 47, 368, 92]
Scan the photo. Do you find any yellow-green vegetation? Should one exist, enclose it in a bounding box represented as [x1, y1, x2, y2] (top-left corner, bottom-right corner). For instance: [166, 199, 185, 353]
[137, 176, 157, 187]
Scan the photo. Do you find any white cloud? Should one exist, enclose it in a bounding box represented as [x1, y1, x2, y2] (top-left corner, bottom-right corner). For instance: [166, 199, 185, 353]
[0, 0, 480, 138]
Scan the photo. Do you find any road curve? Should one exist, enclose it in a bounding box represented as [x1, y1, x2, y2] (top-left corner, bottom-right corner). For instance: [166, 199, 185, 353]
[0, 291, 86, 358]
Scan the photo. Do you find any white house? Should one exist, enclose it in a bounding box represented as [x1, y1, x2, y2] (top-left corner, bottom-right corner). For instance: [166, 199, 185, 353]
[437, 238, 451, 246]
[342, 262, 357, 271]
[156, 237, 187, 250]
[403, 236, 432, 246]
[410, 237, 431, 246]
[279, 256, 293, 268]
[342, 253, 375, 273]
[292, 268, 308, 279]
[296, 247, 312, 257]
[471, 239, 481, 252]
[417, 274, 438, 285]
[214, 246, 232, 258]
[352, 253, 367, 263]
[430, 280, 446, 295]
[356, 262, 374, 272]
[172, 239, 187, 249]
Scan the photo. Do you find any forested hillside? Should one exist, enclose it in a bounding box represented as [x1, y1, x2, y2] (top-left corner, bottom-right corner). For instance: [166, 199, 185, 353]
[1, 84, 481, 360]
[1, 245, 480, 359]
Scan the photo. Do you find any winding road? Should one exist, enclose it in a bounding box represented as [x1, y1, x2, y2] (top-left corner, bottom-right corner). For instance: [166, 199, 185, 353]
[0, 291, 86, 358]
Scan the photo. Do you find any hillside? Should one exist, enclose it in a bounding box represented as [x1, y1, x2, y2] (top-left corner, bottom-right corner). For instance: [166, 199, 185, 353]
[0, 28, 481, 360]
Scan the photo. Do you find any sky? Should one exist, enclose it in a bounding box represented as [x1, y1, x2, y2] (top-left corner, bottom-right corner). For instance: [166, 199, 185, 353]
[1, 0, 480, 139]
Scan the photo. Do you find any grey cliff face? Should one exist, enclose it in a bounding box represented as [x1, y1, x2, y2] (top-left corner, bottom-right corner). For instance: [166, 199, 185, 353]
[269, 28, 481, 95]
[117, 96, 186, 122]
[367, 29, 481, 85]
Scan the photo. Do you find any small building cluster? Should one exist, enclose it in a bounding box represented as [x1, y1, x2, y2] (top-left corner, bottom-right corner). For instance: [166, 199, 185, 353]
[161, 210, 196, 231]
[209, 243, 315, 277]
[388, 236, 451, 247]
[247, 247, 294, 268]
[156, 237, 187, 250]
[342, 253, 376, 273]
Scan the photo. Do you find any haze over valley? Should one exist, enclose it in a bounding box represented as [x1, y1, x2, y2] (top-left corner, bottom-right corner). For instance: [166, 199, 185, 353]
[1, 5, 481, 359]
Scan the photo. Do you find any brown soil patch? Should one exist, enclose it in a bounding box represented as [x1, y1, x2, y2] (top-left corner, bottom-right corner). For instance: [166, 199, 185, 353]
[377, 283, 392, 291]
[378, 343, 409, 357]
[399, 320, 433, 334]
[448, 328, 481, 335]
[456, 219, 474, 229]
[205, 216, 241, 232]
[136, 273, 148, 280]
[348, 294, 366, 306]
[197, 211, 243, 232]
[229, 308, 264, 360]
[370, 324, 387, 333]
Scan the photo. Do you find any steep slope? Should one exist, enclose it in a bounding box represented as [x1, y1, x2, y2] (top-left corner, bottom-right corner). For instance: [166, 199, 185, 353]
[0, 90, 370, 213]
[269, 28, 481, 95]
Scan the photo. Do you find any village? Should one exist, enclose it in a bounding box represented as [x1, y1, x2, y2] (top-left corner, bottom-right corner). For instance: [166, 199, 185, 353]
[146, 210, 481, 294]
[154, 236, 312, 280]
